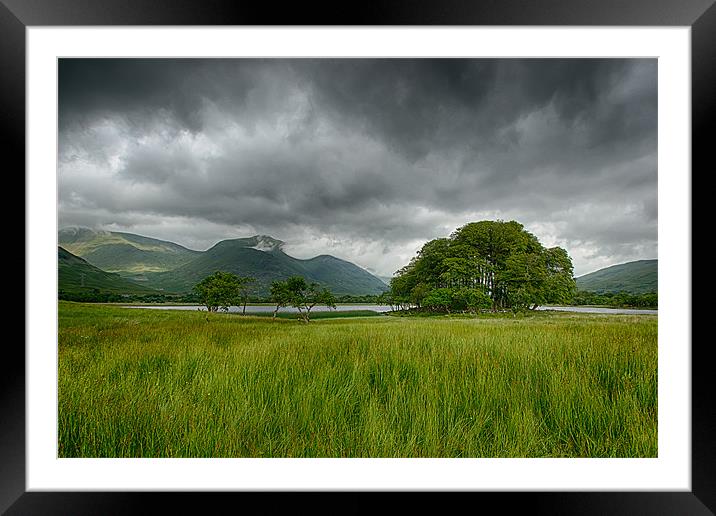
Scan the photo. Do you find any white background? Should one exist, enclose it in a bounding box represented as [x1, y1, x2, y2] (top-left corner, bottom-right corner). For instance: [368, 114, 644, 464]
[26, 27, 691, 491]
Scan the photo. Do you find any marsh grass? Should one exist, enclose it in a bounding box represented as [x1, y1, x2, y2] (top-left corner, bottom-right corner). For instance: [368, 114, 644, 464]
[245, 309, 383, 320]
[58, 302, 657, 458]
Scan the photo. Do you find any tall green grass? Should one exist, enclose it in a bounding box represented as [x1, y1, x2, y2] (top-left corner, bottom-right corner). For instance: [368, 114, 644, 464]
[58, 301, 657, 458]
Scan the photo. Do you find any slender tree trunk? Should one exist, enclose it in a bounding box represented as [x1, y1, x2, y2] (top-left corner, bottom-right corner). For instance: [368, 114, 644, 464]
[273, 305, 280, 319]
[296, 306, 307, 323]
[305, 303, 317, 323]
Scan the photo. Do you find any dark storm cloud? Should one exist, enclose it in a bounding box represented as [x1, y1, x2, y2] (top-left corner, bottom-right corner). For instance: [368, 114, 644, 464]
[59, 59, 309, 134]
[58, 58, 657, 276]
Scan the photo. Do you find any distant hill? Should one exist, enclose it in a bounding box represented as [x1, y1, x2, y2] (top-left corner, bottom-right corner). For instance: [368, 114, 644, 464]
[146, 235, 389, 296]
[58, 227, 200, 279]
[576, 259, 657, 294]
[377, 275, 393, 286]
[58, 229, 389, 296]
[58, 246, 158, 295]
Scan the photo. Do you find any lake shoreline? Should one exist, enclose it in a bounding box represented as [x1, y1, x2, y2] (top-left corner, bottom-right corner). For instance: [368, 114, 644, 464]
[121, 303, 657, 316]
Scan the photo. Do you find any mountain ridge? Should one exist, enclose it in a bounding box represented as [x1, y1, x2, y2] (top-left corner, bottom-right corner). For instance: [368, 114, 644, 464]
[58, 246, 158, 295]
[146, 237, 388, 295]
[58, 227, 388, 296]
[59, 227, 200, 276]
[576, 259, 657, 294]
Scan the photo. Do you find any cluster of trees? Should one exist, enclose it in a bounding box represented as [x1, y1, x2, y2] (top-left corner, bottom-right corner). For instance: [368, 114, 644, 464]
[335, 294, 383, 304]
[269, 276, 336, 323]
[60, 285, 365, 309]
[388, 220, 576, 314]
[59, 289, 130, 303]
[58, 290, 198, 304]
[571, 290, 658, 308]
[193, 271, 255, 313]
[193, 271, 336, 323]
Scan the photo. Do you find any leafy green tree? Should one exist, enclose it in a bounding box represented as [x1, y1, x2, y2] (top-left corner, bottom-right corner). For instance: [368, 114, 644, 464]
[440, 255, 489, 289]
[377, 290, 396, 311]
[500, 251, 548, 310]
[271, 276, 337, 323]
[542, 247, 576, 305]
[389, 273, 414, 310]
[570, 289, 658, 308]
[194, 271, 245, 313]
[453, 287, 492, 313]
[270, 280, 292, 320]
[639, 292, 658, 308]
[410, 238, 451, 286]
[392, 220, 576, 313]
[422, 286, 492, 314]
[423, 288, 454, 313]
[410, 282, 431, 308]
[237, 276, 256, 315]
[451, 220, 542, 308]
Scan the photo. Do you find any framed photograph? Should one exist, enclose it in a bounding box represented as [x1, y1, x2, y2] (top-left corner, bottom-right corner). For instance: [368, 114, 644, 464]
[7, 0, 712, 513]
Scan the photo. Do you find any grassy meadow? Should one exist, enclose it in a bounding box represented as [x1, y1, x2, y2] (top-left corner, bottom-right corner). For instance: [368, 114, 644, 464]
[58, 301, 657, 458]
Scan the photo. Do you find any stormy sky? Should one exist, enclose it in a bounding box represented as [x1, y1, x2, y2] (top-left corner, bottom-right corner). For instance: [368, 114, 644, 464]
[58, 58, 657, 278]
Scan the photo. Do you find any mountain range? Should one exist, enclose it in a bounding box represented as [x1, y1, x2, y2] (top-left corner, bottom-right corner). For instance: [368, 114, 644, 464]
[59, 227, 657, 297]
[575, 259, 657, 294]
[58, 246, 158, 295]
[58, 228, 388, 296]
[58, 227, 200, 275]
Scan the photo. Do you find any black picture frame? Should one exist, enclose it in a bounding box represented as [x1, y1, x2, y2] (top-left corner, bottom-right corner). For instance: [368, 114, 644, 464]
[5, 1, 712, 514]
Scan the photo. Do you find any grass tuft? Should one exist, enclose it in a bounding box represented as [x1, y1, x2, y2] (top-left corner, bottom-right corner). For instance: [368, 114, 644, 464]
[58, 301, 657, 458]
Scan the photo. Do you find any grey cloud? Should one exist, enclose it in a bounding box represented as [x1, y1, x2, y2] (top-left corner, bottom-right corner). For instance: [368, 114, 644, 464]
[58, 58, 657, 277]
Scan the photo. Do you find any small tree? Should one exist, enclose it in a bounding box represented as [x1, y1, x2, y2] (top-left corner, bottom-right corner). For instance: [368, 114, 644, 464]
[270, 280, 292, 320]
[272, 276, 336, 323]
[238, 276, 256, 315]
[193, 271, 244, 313]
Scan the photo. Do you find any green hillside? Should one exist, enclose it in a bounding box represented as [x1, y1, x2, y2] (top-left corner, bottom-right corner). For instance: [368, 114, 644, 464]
[59, 229, 390, 296]
[377, 275, 393, 286]
[146, 235, 389, 296]
[58, 227, 200, 278]
[298, 255, 389, 295]
[576, 259, 657, 294]
[58, 246, 158, 295]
